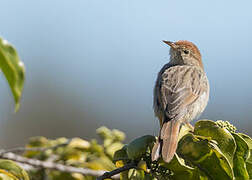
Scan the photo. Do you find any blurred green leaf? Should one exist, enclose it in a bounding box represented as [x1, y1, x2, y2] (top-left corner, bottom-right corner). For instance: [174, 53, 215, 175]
[0, 160, 29, 180]
[0, 37, 25, 111]
[106, 142, 124, 158]
[24, 136, 51, 159]
[59, 147, 86, 164]
[85, 156, 115, 171]
[112, 129, 125, 142]
[96, 127, 113, 140]
[88, 140, 103, 155]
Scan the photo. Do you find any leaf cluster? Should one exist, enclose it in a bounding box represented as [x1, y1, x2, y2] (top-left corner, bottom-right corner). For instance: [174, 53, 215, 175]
[23, 127, 125, 180]
[113, 120, 252, 180]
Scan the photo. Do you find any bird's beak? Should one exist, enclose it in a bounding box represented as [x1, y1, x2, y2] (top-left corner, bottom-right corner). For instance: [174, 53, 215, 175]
[163, 40, 177, 49]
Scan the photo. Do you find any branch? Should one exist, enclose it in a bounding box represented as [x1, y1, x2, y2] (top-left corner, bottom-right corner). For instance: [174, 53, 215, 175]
[96, 161, 137, 180]
[0, 152, 120, 179]
[0, 138, 72, 155]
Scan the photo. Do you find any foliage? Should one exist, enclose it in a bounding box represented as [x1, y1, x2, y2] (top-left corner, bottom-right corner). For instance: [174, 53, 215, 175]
[113, 120, 252, 180]
[22, 127, 125, 180]
[0, 37, 25, 111]
[3, 120, 248, 180]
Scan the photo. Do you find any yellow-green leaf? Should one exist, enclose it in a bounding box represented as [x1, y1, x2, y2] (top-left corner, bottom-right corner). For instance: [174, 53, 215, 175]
[67, 138, 90, 150]
[238, 133, 252, 164]
[0, 160, 29, 180]
[232, 133, 250, 180]
[0, 38, 25, 111]
[159, 154, 194, 180]
[160, 154, 208, 180]
[177, 133, 233, 180]
[105, 142, 124, 157]
[0, 169, 18, 180]
[194, 120, 236, 167]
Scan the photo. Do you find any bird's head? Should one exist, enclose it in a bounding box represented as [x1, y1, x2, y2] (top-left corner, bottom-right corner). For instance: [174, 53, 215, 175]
[163, 40, 203, 69]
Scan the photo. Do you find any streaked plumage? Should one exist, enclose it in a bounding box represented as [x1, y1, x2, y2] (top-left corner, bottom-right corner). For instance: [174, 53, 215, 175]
[152, 40, 209, 163]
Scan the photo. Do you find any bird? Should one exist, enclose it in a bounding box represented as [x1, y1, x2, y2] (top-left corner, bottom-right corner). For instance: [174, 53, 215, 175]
[151, 40, 209, 163]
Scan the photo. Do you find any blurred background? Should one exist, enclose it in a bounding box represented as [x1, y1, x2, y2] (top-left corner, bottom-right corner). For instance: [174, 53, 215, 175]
[0, 0, 252, 148]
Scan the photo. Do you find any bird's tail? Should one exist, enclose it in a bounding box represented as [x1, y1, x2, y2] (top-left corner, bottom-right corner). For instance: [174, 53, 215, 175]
[151, 120, 181, 163]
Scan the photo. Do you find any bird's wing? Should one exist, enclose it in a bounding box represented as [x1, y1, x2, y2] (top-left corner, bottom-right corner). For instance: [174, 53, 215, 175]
[158, 65, 208, 124]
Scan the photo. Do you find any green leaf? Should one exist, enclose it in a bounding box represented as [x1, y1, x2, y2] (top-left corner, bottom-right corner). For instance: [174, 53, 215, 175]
[85, 156, 115, 171]
[24, 136, 50, 158]
[96, 126, 113, 140]
[0, 38, 25, 111]
[238, 133, 252, 164]
[105, 142, 124, 158]
[160, 154, 208, 180]
[0, 159, 29, 180]
[126, 135, 156, 160]
[67, 138, 90, 150]
[177, 133, 233, 180]
[240, 133, 252, 179]
[111, 129, 126, 142]
[194, 120, 236, 167]
[58, 147, 86, 164]
[88, 139, 104, 154]
[113, 145, 129, 162]
[232, 133, 250, 180]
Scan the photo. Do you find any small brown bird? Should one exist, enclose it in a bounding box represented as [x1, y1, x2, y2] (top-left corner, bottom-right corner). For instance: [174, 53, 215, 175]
[152, 40, 209, 163]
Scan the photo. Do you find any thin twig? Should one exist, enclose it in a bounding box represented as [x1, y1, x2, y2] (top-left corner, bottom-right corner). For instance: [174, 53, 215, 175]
[96, 161, 137, 180]
[0, 152, 120, 179]
[0, 139, 72, 155]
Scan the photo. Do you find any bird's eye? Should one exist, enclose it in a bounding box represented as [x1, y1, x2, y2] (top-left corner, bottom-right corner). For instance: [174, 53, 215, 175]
[183, 50, 189, 54]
